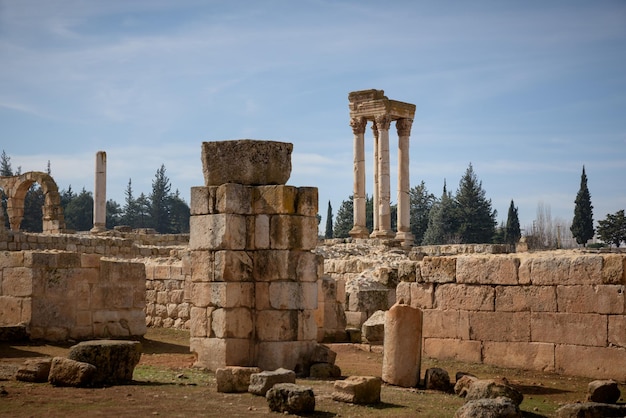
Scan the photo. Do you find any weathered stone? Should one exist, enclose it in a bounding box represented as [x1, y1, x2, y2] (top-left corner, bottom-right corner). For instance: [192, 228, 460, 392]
[465, 379, 524, 406]
[0, 325, 28, 342]
[455, 397, 522, 418]
[587, 379, 621, 403]
[456, 255, 519, 285]
[248, 368, 296, 396]
[67, 340, 141, 385]
[48, 357, 96, 387]
[16, 358, 52, 383]
[361, 310, 385, 344]
[555, 402, 626, 418]
[266, 383, 315, 414]
[310, 344, 337, 365]
[332, 376, 381, 404]
[454, 374, 478, 397]
[382, 303, 422, 387]
[215, 366, 261, 393]
[309, 363, 341, 379]
[421, 256, 456, 283]
[201, 140, 292, 186]
[424, 367, 451, 392]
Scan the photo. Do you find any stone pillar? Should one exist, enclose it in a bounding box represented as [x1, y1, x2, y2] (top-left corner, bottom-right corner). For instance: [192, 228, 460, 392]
[349, 117, 368, 238]
[371, 123, 379, 236]
[382, 303, 422, 387]
[395, 119, 414, 245]
[91, 151, 106, 233]
[373, 114, 393, 238]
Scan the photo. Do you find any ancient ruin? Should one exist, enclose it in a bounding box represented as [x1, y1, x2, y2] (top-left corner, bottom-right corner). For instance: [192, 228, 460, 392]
[348, 89, 416, 244]
[91, 151, 107, 233]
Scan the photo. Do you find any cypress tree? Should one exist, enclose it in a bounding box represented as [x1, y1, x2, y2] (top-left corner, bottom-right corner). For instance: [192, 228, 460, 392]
[504, 199, 521, 246]
[570, 166, 594, 246]
[333, 195, 353, 238]
[324, 201, 333, 239]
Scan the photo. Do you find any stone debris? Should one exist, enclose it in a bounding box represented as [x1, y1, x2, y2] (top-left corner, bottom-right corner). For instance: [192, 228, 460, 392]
[361, 310, 385, 344]
[454, 374, 479, 397]
[555, 402, 626, 418]
[68, 340, 142, 385]
[464, 379, 524, 406]
[215, 366, 261, 393]
[265, 383, 315, 414]
[248, 368, 296, 396]
[454, 397, 522, 418]
[586, 379, 621, 403]
[382, 303, 422, 387]
[332, 375, 381, 404]
[310, 344, 337, 365]
[48, 357, 96, 387]
[15, 358, 52, 383]
[424, 367, 451, 392]
[309, 363, 341, 379]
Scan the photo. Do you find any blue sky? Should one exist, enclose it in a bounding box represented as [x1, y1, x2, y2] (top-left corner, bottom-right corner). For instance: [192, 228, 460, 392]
[1, 0, 625, 232]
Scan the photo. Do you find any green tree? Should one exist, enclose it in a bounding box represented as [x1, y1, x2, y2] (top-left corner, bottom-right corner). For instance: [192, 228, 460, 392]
[0, 150, 12, 228]
[410, 181, 435, 244]
[64, 188, 93, 231]
[333, 195, 353, 238]
[121, 179, 139, 227]
[504, 199, 521, 246]
[597, 210, 626, 248]
[21, 184, 44, 232]
[365, 195, 374, 233]
[422, 181, 459, 245]
[168, 190, 190, 233]
[324, 201, 333, 239]
[570, 166, 594, 246]
[106, 199, 123, 229]
[455, 163, 497, 243]
[149, 165, 172, 233]
[136, 193, 152, 228]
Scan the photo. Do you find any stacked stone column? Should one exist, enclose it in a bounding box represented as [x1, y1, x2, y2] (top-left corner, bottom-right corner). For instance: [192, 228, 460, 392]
[188, 140, 320, 372]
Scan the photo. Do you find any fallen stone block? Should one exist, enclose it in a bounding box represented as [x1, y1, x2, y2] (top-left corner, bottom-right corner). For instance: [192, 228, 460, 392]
[266, 383, 315, 414]
[248, 368, 296, 396]
[455, 397, 522, 418]
[465, 379, 524, 406]
[48, 357, 96, 387]
[361, 310, 385, 344]
[0, 326, 28, 342]
[332, 376, 381, 404]
[425, 367, 451, 392]
[587, 379, 621, 404]
[216, 366, 261, 393]
[454, 374, 478, 397]
[309, 363, 341, 379]
[310, 344, 337, 365]
[556, 402, 626, 418]
[16, 358, 52, 383]
[68, 340, 142, 385]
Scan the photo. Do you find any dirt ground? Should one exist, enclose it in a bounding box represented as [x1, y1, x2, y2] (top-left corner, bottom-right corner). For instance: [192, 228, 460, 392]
[0, 328, 623, 417]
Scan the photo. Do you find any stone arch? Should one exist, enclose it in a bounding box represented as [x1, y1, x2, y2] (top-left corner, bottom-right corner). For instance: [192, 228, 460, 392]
[0, 171, 65, 233]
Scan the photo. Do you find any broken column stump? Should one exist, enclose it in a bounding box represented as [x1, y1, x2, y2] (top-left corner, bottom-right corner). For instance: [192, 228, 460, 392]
[382, 303, 422, 387]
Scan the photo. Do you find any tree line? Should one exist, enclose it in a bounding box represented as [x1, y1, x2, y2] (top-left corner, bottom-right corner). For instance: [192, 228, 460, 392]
[325, 163, 625, 248]
[0, 150, 189, 234]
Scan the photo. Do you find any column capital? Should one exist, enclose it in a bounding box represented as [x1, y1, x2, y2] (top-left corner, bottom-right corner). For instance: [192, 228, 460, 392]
[396, 118, 413, 137]
[350, 116, 367, 135]
[374, 114, 392, 130]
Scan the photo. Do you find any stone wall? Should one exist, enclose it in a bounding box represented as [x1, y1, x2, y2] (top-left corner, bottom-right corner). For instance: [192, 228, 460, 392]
[0, 249, 146, 341]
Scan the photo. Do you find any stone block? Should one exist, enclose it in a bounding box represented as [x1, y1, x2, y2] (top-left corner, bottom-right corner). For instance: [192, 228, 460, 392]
[24, 251, 57, 268]
[80, 253, 101, 269]
[569, 255, 603, 284]
[469, 311, 530, 342]
[456, 398, 522, 418]
[345, 310, 367, 328]
[16, 358, 52, 383]
[214, 250, 253, 281]
[254, 214, 270, 249]
[252, 185, 296, 214]
[410, 282, 435, 309]
[68, 340, 142, 385]
[483, 341, 555, 372]
[255, 282, 270, 310]
[608, 315, 626, 348]
[495, 285, 556, 312]
[528, 255, 570, 285]
[361, 310, 385, 344]
[555, 344, 626, 380]
[422, 309, 470, 339]
[292, 251, 321, 282]
[269, 215, 317, 250]
[190, 337, 252, 370]
[456, 255, 519, 285]
[310, 344, 337, 364]
[253, 250, 290, 281]
[256, 340, 315, 372]
[266, 383, 315, 414]
[332, 376, 381, 404]
[298, 309, 318, 341]
[189, 250, 214, 282]
[216, 366, 261, 393]
[422, 338, 482, 363]
[56, 252, 81, 268]
[295, 187, 318, 217]
[421, 256, 456, 283]
[201, 140, 292, 186]
[309, 362, 341, 378]
[465, 379, 524, 406]
[557, 285, 625, 314]
[602, 254, 626, 284]
[48, 357, 96, 387]
[531, 312, 607, 346]
[211, 308, 253, 339]
[424, 367, 451, 391]
[211, 282, 254, 308]
[556, 403, 626, 418]
[382, 303, 422, 387]
[189, 214, 246, 250]
[269, 281, 317, 310]
[256, 310, 298, 341]
[248, 368, 296, 396]
[397, 260, 418, 282]
[587, 379, 621, 403]
[190, 186, 214, 215]
[215, 183, 252, 214]
[2, 267, 33, 296]
[0, 250, 24, 268]
[435, 284, 494, 311]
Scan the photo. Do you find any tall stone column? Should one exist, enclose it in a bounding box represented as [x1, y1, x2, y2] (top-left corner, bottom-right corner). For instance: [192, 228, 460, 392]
[373, 114, 393, 238]
[395, 118, 414, 244]
[349, 117, 369, 238]
[370, 123, 379, 236]
[91, 151, 106, 233]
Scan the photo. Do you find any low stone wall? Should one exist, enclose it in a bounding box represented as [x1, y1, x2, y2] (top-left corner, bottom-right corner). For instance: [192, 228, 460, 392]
[0, 250, 146, 341]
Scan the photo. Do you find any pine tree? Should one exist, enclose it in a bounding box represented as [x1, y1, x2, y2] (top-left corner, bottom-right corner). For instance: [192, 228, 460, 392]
[455, 163, 497, 244]
[570, 166, 594, 246]
[324, 201, 333, 239]
[64, 188, 93, 231]
[106, 199, 123, 229]
[121, 179, 139, 227]
[169, 189, 190, 233]
[597, 210, 626, 248]
[0, 150, 13, 176]
[504, 199, 521, 245]
[422, 180, 459, 245]
[136, 193, 151, 228]
[149, 165, 172, 233]
[410, 181, 436, 244]
[333, 196, 354, 238]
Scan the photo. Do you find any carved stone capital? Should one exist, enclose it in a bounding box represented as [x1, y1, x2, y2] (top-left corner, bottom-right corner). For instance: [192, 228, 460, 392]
[350, 117, 367, 135]
[371, 122, 379, 139]
[374, 114, 392, 131]
[396, 118, 413, 137]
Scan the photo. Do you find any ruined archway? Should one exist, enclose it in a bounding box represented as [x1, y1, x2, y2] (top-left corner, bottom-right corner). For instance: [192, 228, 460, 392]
[0, 171, 65, 233]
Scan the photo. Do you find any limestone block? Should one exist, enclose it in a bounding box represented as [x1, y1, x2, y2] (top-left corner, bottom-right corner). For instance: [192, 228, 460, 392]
[256, 310, 298, 341]
[295, 187, 318, 217]
[555, 403, 626, 418]
[495, 285, 556, 312]
[254, 215, 270, 249]
[190, 186, 214, 215]
[435, 284, 494, 311]
[256, 340, 315, 372]
[269, 281, 317, 310]
[266, 383, 315, 414]
[80, 253, 101, 269]
[292, 251, 321, 282]
[57, 252, 81, 268]
[397, 260, 418, 282]
[190, 250, 214, 282]
[68, 340, 142, 385]
[469, 311, 530, 342]
[464, 379, 524, 405]
[456, 256, 519, 285]
[587, 379, 621, 403]
[16, 358, 52, 383]
[201, 140, 292, 186]
[189, 214, 246, 250]
[0, 250, 24, 267]
[396, 282, 411, 305]
[556, 344, 626, 380]
[215, 183, 252, 214]
[310, 344, 337, 364]
[253, 250, 290, 281]
[608, 315, 626, 347]
[529, 256, 571, 285]
[601, 254, 626, 284]
[569, 255, 603, 284]
[24, 251, 58, 268]
[483, 341, 555, 372]
[455, 397, 522, 418]
[216, 366, 261, 393]
[518, 256, 532, 285]
[424, 367, 451, 391]
[382, 303, 422, 387]
[205, 282, 254, 308]
[298, 310, 318, 341]
[332, 376, 381, 404]
[557, 285, 625, 314]
[422, 309, 470, 339]
[269, 215, 318, 250]
[361, 310, 385, 344]
[255, 282, 271, 310]
[422, 338, 482, 364]
[410, 283, 435, 309]
[48, 357, 96, 387]
[100, 259, 145, 283]
[309, 363, 341, 378]
[345, 311, 367, 328]
[211, 307, 253, 339]
[252, 185, 296, 214]
[531, 312, 607, 346]
[190, 337, 252, 370]
[2, 267, 33, 296]
[214, 250, 253, 281]
[421, 256, 456, 283]
[248, 368, 296, 396]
